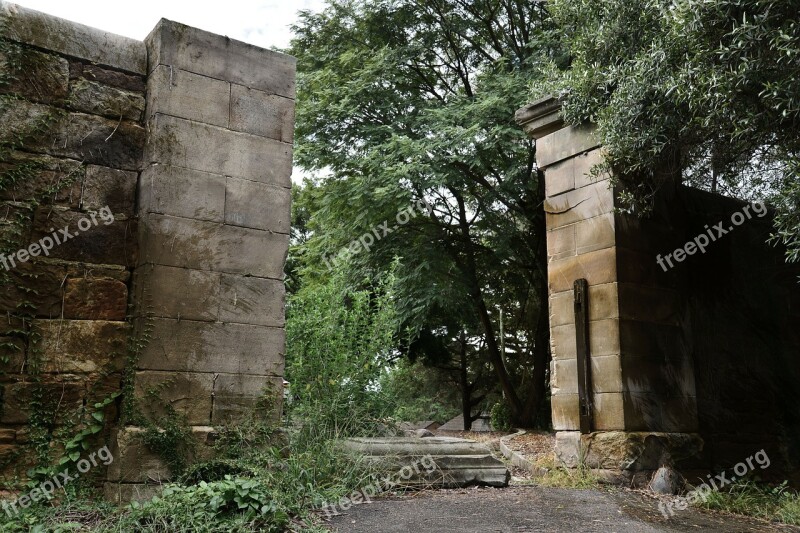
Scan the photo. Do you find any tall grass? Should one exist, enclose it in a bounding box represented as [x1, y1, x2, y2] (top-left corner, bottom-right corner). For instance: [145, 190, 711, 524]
[697, 479, 800, 525]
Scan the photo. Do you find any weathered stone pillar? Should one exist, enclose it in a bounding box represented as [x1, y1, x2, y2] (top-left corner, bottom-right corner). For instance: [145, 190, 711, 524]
[105, 19, 294, 501]
[516, 97, 701, 484]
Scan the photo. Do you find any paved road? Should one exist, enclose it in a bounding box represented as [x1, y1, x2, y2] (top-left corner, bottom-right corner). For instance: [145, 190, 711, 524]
[323, 486, 794, 532]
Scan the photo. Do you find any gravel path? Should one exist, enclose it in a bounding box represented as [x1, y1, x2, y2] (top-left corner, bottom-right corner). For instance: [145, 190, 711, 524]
[322, 485, 796, 532]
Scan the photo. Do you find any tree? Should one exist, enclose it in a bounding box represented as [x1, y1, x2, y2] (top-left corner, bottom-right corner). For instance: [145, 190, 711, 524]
[289, 0, 563, 426]
[542, 0, 800, 261]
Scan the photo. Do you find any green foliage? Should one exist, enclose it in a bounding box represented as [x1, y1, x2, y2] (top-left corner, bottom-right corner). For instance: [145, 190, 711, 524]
[122, 477, 289, 532]
[290, 0, 560, 426]
[26, 393, 120, 486]
[542, 0, 800, 261]
[286, 260, 400, 440]
[697, 479, 800, 525]
[379, 359, 461, 423]
[490, 401, 513, 432]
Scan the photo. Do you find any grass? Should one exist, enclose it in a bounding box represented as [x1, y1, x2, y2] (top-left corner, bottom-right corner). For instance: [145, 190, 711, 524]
[694, 479, 800, 525]
[529, 452, 600, 490]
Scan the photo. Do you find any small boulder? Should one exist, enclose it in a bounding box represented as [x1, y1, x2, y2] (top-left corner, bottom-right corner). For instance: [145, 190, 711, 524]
[649, 466, 684, 495]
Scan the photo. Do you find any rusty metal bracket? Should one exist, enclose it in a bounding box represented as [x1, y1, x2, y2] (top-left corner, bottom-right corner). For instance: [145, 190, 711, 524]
[574, 278, 594, 434]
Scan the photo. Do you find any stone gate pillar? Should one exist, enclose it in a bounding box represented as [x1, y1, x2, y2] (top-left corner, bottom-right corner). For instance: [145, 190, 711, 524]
[516, 97, 702, 484]
[105, 19, 294, 502]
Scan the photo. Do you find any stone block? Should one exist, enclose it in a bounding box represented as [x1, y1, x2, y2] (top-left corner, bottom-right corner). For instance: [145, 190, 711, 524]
[211, 374, 283, 424]
[133, 264, 220, 322]
[548, 246, 617, 293]
[69, 79, 145, 121]
[106, 426, 171, 484]
[593, 392, 625, 430]
[618, 320, 684, 359]
[81, 165, 137, 216]
[71, 62, 146, 93]
[619, 391, 664, 432]
[137, 214, 288, 279]
[63, 277, 128, 321]
[146, 19, 295, 98]
[1, 380, 85, 424]
[0, 101, 145, 170]
[0, 336, 25, 375]
[545, 179, 614, 230]
[107, 424, 219, 485]
[542, 149, 607, 199]
[581, 431, 634, 469]
[31, 206, 137, 266]
[618, 284, 681, 326]
[0, 45, 69, 104]
[48, 111, 145, 171]
[660, 395, 699, 433]
[536, 124, 599, 168]
[554, 431, 581, 467]
[134, 371, 214, 425]
[224, 177, 290, 233]
[0, 429, 15, 444]
[622, 352, 697, 397]
[546, 224, 575, 261]
[550, 318, 621, 361]
[137, 318, 284, 376]
[218, 274, 284, 327]
[617, 247, 680, 286]
[575, 213, 615, 255]
[34, 319, 127, 373]
[145, 114, 292, 186]
[0, 151, 84, 206]
[551, 354, 623, 395]
[543, 157, 575, 197]
[229, 85, 294, 142]
[139, 165, 226, 223]
[638, 392, 696, 433]
[146, 66, 230, 128]
[615, 212, 678, 254]
[1, 2, 146, 74]
[0, 259, 63, 317]
[551, 393, 579, 431]
[573, 149, 608, 189]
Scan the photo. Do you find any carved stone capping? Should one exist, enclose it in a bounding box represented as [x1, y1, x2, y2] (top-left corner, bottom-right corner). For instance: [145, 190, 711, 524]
[514, 95, 564, 140]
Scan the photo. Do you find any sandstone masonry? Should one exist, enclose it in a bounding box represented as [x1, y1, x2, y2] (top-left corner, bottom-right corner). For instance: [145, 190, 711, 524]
[0, 2, 293, 500]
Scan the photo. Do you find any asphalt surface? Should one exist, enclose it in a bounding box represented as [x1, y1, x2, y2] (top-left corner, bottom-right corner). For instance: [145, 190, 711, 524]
[323, 485, 795, 532]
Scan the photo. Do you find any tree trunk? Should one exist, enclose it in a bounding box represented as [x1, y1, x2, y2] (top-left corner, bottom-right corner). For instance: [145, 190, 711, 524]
[459, 331, 472, 431]
[451, 191, 527, 423]
[519, 167, 552, 426]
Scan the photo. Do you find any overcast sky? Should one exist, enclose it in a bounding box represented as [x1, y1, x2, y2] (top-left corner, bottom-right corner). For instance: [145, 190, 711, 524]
[10, 0, 327, 50]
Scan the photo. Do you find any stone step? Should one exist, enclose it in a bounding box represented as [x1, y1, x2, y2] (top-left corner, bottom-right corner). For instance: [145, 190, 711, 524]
[344, 437, 510, 488]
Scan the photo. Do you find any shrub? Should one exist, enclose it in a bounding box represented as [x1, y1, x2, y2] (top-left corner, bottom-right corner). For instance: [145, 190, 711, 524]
[490, 401, 513, 432]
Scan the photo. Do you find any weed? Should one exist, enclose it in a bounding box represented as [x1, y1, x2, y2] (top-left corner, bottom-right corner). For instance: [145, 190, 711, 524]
[696, 479, 800, 525]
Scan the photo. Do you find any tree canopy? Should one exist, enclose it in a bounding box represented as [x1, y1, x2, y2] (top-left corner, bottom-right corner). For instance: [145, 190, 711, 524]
[544, 0, 800, 261]
[289, 0, 563, 426]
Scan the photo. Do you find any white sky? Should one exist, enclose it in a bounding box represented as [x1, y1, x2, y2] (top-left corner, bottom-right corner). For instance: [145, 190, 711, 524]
[9, 0, 327, 50]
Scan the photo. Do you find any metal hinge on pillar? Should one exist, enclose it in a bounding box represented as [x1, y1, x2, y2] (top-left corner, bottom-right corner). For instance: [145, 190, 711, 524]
[574, 278, 594, 434]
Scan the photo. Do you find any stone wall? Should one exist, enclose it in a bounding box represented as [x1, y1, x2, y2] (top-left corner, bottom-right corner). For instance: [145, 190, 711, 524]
[0, 2, 145, 483]
[0, 2, 293, 496]
[106, 19, 293, 502]
[517, 96, 800, 484]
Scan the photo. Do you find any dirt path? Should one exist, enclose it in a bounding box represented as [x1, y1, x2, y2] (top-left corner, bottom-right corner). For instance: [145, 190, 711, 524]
[322, 485, 795, 532]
